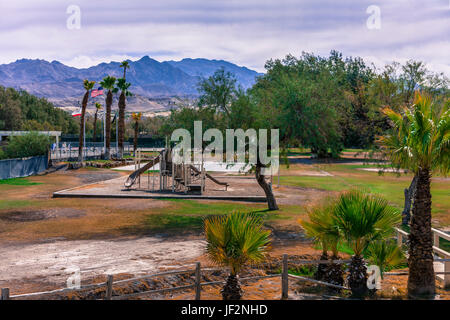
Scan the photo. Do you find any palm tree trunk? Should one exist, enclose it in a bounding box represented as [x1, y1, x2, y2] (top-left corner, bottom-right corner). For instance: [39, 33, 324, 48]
[93, 110, 98, 143]
[348, 254, 367, 297]
[402, 175, 418, 225]
[118, 92, 126, 159]
[77, 92, 89, 163]
[315, 252, 328, 281]
[255, 162, 278, 211]
[105, 91, 112, 160]
[407, 168, 435, 297]
[325, 255, 344, 293]
[221, 273, 243, 300]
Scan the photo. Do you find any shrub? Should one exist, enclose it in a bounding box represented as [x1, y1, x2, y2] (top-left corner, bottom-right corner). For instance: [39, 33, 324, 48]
[4, 132, 51, 159]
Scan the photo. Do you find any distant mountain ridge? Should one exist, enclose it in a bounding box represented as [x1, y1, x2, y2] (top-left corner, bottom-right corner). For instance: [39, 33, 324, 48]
[0, 56, 262, 110]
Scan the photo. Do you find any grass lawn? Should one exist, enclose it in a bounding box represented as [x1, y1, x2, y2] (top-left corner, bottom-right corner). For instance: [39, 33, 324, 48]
[143, 199, 294, 232]
[279, 162, 450, 226]
[0, 177, 42, 186]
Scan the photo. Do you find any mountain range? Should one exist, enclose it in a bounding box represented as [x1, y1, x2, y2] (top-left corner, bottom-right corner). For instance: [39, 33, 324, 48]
[0, 56, 262, 113]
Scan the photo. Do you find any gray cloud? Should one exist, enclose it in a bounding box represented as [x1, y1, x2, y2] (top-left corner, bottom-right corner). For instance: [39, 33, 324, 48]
[0, 0, 448, 75]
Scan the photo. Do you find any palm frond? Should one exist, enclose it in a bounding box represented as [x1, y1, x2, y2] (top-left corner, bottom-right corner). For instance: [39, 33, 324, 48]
[204, 212, 271, 275]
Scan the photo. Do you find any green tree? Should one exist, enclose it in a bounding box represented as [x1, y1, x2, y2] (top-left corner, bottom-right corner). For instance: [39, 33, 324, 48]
[197, 68, 237, 117]
[78, 80, 95, 162]
[3, 132, 51, 159]
[204, 212, 271, 300]
[99, 76, 116, 159]
[332, 190, 400, 297]
[379, 92, 449, 297]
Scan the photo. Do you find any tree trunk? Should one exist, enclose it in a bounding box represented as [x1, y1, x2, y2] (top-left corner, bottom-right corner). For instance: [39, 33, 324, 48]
[315, 252, 328, 281]
[77, 92, 89, 163]
[93, 110, 98, 143]
[118, 92, 126, 159]
[402, 175, 418, 225]
[407, 168, 435, 297]
[221, 273, 243, 300]
[105, 91, 112, 160]
[134, 121, 138, 155]
[348, 255, 367, 297]
[325, 255, 344, 293]
[255, 162, 278, 211]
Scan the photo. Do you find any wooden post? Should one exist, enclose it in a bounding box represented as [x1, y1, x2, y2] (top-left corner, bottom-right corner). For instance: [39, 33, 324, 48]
[281, 254, 288, 300]
[1, 288, 10, 300]
[444, 261, 450, 289]
[397, 231, 403, 247]
[195, 262, 201, 300]
[105, 275, 113, 300]
[433, 232, 440, 248]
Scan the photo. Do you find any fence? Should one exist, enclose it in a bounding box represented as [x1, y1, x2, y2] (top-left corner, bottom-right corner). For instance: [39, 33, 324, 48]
[0, 255, 352, 301]
[396, 227, 450, 287]
[50, 143, 132, 161]
[0, 155, 48, 180]
[2, 252, 449, 300]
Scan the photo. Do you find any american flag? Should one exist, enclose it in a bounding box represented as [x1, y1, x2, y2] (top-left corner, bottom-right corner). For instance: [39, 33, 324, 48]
[91, 86, 104, 97]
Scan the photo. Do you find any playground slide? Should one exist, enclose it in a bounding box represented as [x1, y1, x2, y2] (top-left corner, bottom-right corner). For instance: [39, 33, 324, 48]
[124, 156, 160, 188]
[188, 165, 229, 188]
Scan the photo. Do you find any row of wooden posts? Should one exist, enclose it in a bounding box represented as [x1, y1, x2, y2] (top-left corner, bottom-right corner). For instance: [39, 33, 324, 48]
[0, 255, 351, 301]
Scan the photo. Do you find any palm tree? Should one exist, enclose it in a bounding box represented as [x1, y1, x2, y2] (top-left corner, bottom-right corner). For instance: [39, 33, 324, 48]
[366, 240, 406, 279]
[332, 190, 401, 297]
[204, 212, 271, 300]
[299, 203, 339, 280]
[78, 79, 95, 163]
[92, 102, 102, 142]
[99, 76, 116, 160]
[113, 78, 132, 158]
[379, 92, 449, 297]
[131, 112, 142, 155]
[120, 60, 130, 80]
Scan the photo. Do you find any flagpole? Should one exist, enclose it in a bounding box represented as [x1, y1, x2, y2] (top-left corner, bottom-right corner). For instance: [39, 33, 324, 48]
[83, 111, 86, 162]
[102, 110, 105, 156]
[115, 111, 118, 157]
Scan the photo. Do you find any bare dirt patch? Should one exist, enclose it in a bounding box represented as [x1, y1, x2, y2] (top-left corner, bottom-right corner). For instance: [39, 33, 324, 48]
[0, 208, 85, 222]
[0, 237, 206, 291]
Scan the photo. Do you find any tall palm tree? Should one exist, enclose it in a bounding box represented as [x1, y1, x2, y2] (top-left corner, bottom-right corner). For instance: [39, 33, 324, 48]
[113, 78, 132, 158]
[92, 102, 102, 142]
[332, 190, 400, 297]
[120, 60, 130, 80]
[204, 212, 271, 300]
[78, 79, 95, 163]
[131, 112, 142, 155]
[99, 76, 116, 160]
[379, 92, 449, 297]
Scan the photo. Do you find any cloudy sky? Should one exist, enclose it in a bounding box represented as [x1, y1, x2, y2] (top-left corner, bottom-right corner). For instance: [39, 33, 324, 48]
[0, 0, 449, 74]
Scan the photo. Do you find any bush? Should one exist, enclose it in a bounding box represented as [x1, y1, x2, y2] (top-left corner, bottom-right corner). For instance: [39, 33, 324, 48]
[3, 132, 51, 159]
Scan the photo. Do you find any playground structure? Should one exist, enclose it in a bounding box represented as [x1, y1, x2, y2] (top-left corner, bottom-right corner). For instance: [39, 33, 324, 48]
[124, 148, 229, 195]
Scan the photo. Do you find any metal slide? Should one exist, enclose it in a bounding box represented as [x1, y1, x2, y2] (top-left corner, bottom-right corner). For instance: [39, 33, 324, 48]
[124, 156, 160, 188]
[188, 165, 229, 189]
